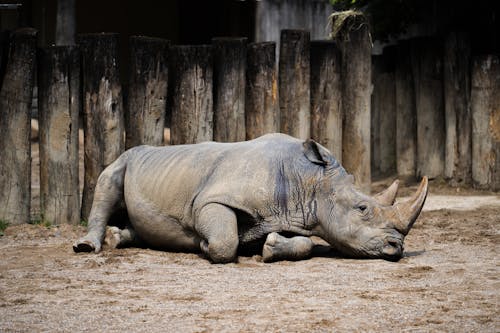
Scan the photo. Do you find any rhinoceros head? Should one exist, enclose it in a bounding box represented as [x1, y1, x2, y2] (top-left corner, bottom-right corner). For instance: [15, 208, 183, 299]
[303, 140, 428, 261]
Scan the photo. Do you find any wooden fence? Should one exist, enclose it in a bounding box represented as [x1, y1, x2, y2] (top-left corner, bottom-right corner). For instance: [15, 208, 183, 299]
[371, 33, 500, 191]
[0, 25, 499, 226]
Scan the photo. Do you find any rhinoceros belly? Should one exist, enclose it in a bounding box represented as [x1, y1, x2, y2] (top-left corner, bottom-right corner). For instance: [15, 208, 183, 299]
[124, 187, 201, 252]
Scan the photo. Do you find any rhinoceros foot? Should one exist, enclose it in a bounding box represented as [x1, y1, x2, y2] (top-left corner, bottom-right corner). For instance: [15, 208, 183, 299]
[104, 226, 122, 249]
[262, 232, 313, 263]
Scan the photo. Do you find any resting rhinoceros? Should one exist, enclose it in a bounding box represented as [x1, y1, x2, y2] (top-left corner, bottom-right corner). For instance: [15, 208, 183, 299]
[74, 133, 428, 263]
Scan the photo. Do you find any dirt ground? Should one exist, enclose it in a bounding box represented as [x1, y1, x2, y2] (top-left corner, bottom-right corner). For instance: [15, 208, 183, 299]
[0, 138, 499, 332]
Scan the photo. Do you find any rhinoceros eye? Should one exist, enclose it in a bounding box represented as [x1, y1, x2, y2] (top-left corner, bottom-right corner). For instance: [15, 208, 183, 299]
[355, 204, 368, 214]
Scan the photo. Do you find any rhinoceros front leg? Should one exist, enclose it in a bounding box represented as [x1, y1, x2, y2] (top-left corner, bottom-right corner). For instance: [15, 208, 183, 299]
[73, 155, 127, 253]
[262, 232, 314, 263]
[195, 203, 239, 263]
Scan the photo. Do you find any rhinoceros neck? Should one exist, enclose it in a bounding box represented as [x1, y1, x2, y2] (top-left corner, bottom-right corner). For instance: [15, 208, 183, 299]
[267, 159, 321, 236]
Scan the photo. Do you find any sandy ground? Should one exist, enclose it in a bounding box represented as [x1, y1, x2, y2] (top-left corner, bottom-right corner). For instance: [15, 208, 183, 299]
[0, 137, 498, 332]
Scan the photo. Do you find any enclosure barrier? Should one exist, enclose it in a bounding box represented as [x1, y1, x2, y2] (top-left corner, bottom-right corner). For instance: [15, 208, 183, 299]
[279, 29, 311, 140]
[78, 33, 125, 221]
[0, 21, 499, 225]
[38, 46, 80, 225]
[126, 36, 170, 149]
[0, 28, 37, 225]
[330, 12, 372, 192]
[245, 42, 279, 140]
[212, 37, 247, 142]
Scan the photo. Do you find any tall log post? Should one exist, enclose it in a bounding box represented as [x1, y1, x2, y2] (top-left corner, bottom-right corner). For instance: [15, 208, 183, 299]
[79, 33, 125, 221]
[0, 28, 37, 225]
[330, 12, 372, 191]
[212, 37, 247, 142]
[126, 36, 169, 149]
[0, 31, 10, 87]
[38, 46, 80, 225]
[471, 55, 500, 190]
[245, 42, 279, 139]
[279, 29, 310, 140]
[371, 55, 382, 175]
[411, 37, 445, 179]
[169, 45, 213, 145]
[55, 0, 76, 45]
[310, 40, 342, 161]
[395, 41, 417, 180]
[374, 46, 397, 175]
[443, 32, 472, 185]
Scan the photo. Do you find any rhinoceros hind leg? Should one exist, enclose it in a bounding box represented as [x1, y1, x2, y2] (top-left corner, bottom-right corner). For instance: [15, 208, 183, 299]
[262, 232, 314, 263]
[73, 153, 128, 254]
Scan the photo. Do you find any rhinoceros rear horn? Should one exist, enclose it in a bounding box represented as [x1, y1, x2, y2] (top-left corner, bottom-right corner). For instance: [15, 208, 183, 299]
[373, 179, 399, 206]
[392, 177, 428, 235]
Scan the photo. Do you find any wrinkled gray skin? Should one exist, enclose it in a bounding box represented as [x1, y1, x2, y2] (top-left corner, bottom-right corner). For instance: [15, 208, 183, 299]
[74, 133, 428, 263]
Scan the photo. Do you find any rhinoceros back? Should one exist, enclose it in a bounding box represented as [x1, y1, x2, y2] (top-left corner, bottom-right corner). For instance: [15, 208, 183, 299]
[122, 134, 304, 231]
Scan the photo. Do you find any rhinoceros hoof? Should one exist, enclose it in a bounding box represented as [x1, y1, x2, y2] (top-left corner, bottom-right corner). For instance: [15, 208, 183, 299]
[73, 240, 95, 253]
[73, 237, 101, 253]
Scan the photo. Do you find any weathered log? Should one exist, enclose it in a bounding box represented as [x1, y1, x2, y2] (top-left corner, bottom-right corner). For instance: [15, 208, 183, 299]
[279, 29, 310, 140]
[126, 36, 169, 149]
[55, 0, 76, 45]
[471, 55, 500, 190]
[395, 41, 417, 180]
[169, 45, 213, 145]
[0, 30, 10, 88]
[371, 55, 382, 174]
[443, 32, 472, 185]
[310, 40, 342, 161]
[330, 12, 372, 191]
[79, 33, 125, 221]
[38, 46, 80, 225]
[245, 42, 279, 140]
[411, 37, 445, 179]
[0, 28, 37, 225]
[212, 37, 247, 142]
[373, 46, 397, 175]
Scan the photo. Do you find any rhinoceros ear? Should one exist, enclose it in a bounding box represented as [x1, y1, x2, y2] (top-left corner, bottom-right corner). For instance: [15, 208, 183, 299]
[303, 139, 331, 166]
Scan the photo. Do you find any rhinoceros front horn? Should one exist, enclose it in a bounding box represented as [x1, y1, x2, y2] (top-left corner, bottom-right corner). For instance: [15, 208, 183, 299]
[392, 177, 428, 235]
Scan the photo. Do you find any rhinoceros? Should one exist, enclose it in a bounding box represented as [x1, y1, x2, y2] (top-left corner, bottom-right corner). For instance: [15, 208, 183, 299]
[74, 133, 428, 263]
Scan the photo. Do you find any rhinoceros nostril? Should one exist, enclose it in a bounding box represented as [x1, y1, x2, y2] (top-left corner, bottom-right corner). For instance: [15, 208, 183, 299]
[387, 240, 399, 248]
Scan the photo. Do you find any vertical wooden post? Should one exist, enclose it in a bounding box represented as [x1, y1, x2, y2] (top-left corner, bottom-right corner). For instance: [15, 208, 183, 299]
[245, 42, 279, 140]
[0, 28, 37, 225]
[38, 46, 80, 225]
[0, 31, 10, 87]
[126, 36, 169, 149]
[310, 40, 342, 161]
[330, 12, 372, 191]
[371, 55, 382, 175]
[471, 55, 500, 190]
[374, 46, 397, 175]
[169, 45, 213, 145]
[55, 0, 76, 45]
[212, 37, 247, 142]
[395, 41, 417, 180]
[279, 29, 310, 140]
[79, 33, 125, 221]
[411, 37, 445, 179]
[443, 32, 472, 185]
